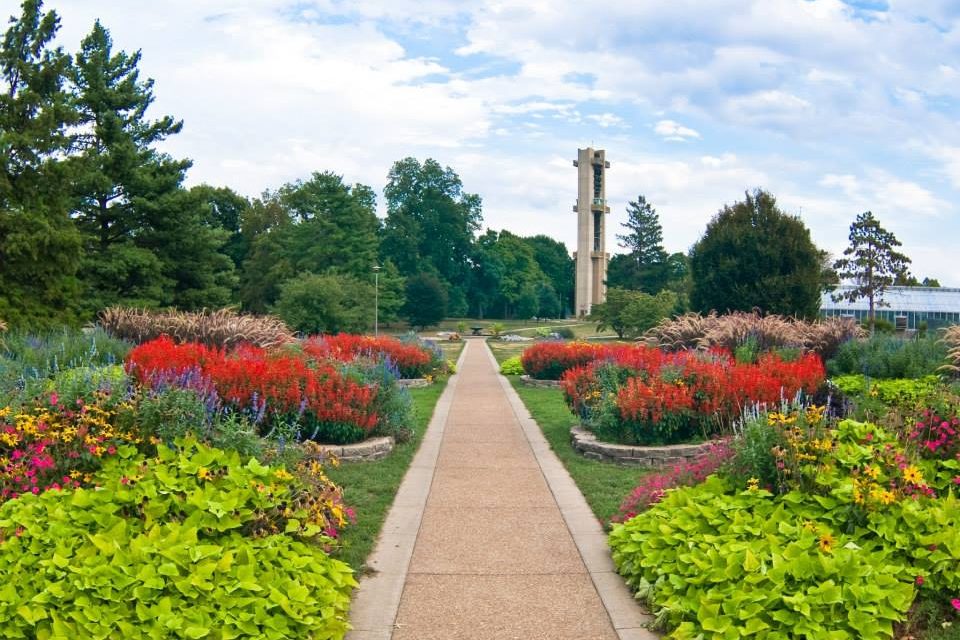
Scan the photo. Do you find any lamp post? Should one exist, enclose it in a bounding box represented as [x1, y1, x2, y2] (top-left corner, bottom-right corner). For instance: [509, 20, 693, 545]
[373, 264, 381, 336]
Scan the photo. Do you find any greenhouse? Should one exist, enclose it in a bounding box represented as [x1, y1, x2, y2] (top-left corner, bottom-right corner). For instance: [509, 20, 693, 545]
[821, 285, 960, 330]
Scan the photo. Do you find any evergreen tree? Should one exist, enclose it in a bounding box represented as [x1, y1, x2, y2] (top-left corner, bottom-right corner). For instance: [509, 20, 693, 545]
[609, 195, 670, 292]
[832, 211, 912, 329]
[70, 20, 234, 312]
[690, 189, 823, 318]
[0, 0, 81, 327]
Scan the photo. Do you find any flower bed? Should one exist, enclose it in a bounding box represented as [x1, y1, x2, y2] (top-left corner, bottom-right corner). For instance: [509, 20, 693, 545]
[0, 438, 355, 638]
[520, 341, 614, 380]
[559, 345, 824, 445]
[609, 395, 960, 638]
[303, 333, 444, 379]
[127, 337, 381, 444]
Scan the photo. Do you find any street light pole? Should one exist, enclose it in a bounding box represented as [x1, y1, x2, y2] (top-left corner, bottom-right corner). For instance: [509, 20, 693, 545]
[373, 264, 381, 336]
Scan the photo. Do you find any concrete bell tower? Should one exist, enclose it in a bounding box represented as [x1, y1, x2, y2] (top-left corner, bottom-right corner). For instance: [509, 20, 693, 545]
[572, 148, 610, 317]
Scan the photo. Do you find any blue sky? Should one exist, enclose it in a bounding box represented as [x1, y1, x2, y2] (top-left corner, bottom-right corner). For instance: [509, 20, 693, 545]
[43, 0, 960, 284]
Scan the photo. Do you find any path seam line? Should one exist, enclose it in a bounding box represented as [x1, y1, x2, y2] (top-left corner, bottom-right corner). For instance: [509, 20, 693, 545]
[484, 342, 657, 640]
[345, 341, 470, 640]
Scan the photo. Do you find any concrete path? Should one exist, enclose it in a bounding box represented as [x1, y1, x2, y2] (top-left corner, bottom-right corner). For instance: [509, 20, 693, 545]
[347, 339, 653, 640]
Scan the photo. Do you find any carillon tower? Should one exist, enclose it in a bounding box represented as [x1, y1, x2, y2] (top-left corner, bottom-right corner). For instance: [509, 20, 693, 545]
[572, 148, 610, 317]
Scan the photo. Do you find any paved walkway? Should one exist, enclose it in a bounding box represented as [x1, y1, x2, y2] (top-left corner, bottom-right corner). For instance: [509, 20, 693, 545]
[347, 339, 653, 640]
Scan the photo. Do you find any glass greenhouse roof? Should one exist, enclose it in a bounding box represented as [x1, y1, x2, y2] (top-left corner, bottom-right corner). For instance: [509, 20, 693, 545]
[821, 286, 960, 313]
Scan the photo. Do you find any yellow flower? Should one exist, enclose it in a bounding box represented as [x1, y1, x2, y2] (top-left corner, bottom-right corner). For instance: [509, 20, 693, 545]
[747, 477, 760, 492]
[819, 533, 835, 553]
[0, 407, 11, 419]
[273, 468, 293, 482]
[902, 466, 924, 485]
[864, 465, 880, 480]
[197, 467, 211, 481]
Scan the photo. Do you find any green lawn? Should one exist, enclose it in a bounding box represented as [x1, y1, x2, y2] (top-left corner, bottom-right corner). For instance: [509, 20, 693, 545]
[486, 340, 528, 365]
[509, 378, 646, 524]
[327, 381, 446, 572]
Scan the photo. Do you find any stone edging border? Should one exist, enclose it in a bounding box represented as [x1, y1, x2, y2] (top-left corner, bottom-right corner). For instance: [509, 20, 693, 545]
[314, 436, 394, 463]
[519, 374, 562, 389]
[398, 378, 431, 388]
[490, 345, 657, 640]
[571, 425, 717, 467]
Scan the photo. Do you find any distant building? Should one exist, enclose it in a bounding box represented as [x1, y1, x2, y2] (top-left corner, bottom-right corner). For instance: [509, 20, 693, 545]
[821, 285, 960, 331]
[572, 148, 610, 317]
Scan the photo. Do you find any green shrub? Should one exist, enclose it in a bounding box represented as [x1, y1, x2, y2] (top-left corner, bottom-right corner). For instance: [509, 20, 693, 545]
[0, 439, 356, 639]
[831, 374, 943, 417]
[499, 355, 524, 376]
[610, 418, 960, 639]
[610, 476, 916, 639]
[554, 326, 575, 340]
[45, 364, 129, 408]
[827, 334, 948, 379]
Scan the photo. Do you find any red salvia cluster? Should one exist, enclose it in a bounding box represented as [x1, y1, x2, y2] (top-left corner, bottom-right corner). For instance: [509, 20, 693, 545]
[303, 334, 432, 379]
[126, 337, 378, 435]
[561, 346, 825, 433]
[521, 342, 615, 380]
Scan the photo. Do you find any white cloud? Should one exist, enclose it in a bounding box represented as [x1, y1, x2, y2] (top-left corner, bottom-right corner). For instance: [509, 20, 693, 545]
[33, 0, 960, 286]
[654, 119, 700, 141]
[587, 113, 625, 128]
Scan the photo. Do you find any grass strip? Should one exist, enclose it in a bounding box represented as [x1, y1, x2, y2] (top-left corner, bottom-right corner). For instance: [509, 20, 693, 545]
[327, 381, 446, 572]
[509, 379, 645, 524]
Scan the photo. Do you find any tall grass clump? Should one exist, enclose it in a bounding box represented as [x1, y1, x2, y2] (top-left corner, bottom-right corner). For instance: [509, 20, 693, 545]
[99, 307, 294, 348]
[644, 312, 862, 361]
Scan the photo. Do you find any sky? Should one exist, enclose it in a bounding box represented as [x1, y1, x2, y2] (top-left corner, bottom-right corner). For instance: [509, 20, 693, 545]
[29, 0, 960, 285]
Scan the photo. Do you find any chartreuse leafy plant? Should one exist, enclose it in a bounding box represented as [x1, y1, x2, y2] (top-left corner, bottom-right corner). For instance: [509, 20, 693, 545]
[610, 476, 916, 639]
[0, 439, 356, 639]
[499, 355, 524, 376]
[610, 419, 960, 639]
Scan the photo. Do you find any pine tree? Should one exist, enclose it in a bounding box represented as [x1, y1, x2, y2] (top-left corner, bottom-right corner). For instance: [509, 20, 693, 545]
[832, 211, 912, 329]
[611, 195, 669, 292]
[0, 0, 82, 327]
[70, 21, 235, 312]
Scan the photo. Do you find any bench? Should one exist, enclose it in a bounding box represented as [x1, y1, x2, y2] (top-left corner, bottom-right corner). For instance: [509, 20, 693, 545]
[470, 326, 484, 336]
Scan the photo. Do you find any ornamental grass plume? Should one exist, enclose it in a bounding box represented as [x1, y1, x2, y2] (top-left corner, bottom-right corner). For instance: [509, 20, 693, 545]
[643, 311, 862, 359]
[940, 325, 960, 374]
[99, 307, 294, 349]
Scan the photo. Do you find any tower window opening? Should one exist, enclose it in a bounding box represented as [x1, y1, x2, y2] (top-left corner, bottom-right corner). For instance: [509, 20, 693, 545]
[593, 165, 602, 198]
[593, 211, 601, 251]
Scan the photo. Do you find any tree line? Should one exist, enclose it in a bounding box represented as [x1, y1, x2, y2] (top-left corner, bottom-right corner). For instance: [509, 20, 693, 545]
[594, 190, 922, 337]
[1, 2, 925, 335]
[0, 2, 572, 332]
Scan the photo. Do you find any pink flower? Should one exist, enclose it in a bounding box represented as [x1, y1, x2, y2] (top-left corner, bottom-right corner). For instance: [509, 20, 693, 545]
[916, 576, 924, 586]
[49, 393, 58, 406]
[952, 598, 960, 611]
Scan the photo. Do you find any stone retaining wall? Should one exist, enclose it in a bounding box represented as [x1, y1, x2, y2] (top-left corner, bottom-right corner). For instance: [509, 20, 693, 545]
[519, 375, 562, 389]
[398, 378, 431, 388]
[314, 436, 394, 462]
[570, 425, 715, 467]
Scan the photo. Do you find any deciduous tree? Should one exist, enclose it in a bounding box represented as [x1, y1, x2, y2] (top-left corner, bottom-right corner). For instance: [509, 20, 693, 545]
[381, 157, 481, 315]
[690, 189, 823, 318]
